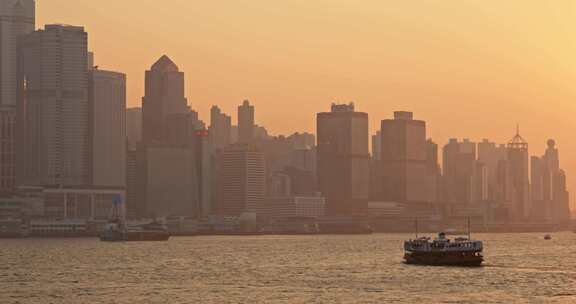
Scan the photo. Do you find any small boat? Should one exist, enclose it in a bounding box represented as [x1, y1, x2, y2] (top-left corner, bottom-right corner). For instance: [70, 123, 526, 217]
[544, 234, 552, 240]
[100, 220, 170, 242]
[403, 218, 483, 267]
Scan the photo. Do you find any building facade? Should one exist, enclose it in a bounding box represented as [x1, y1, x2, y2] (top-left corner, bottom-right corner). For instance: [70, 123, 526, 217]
[317, 103, 369, 215]
[17, 24, 89, 187]
[238, 100, 254, 143]
[0, 0, 35, 192]
[380, 111, 427, 203]
[89, 68, 126, 187]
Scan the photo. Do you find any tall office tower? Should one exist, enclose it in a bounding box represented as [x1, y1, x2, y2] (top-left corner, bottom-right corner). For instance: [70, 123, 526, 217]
[238, 100, 255, 143]
[17, 25, 89, 186]
[126, 107, 142, 150]
[506, 127, 530, 220]
[125, 150, 139, 218]
[217, 144, 265, 216]
[478, 139, 508, 201]
[89, 67, 126, 187]
[425, 139, 440, 203]
[380, 111, 427, 203]
[194, 129, 212, 218]
[209, 105, 231, 151]
[442, 138, 482, 204]
[0, 0, 35, 192]
[531, 140, 570, 222]
[142, 55, 189, 145]
[317, 103, 369, 215]
[372, 130, 382, 161]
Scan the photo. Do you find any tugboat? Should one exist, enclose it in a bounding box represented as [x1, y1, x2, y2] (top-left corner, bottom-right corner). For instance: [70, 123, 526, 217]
[403, 219, 483, 266]
[99, 196, 170, 242]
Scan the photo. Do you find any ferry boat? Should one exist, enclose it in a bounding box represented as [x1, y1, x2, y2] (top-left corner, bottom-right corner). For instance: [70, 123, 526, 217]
[403, 219, 483, 266]
[100, 220, 170, 242]
[99, 195, 170, 242]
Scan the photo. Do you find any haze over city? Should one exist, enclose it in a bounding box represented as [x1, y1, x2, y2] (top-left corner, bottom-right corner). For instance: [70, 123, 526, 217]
[3, 1, 576, 303]
[36, 1, 576, 206]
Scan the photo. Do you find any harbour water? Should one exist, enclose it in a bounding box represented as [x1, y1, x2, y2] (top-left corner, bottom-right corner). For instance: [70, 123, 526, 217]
[1, 233, 575, 303]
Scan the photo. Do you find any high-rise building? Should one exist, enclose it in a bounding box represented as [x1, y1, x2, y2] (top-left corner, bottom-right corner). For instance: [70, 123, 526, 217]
[380, 111, 427, 203]
[317, 103, 369, 215]
[425, 139, 440, 203]
[0, 0, 35, 192]
[238, 100, 255, 143]
[17, 24, 89, 186]
[209, 105, 231, 151]
[126, 107, 142, 151]
[506, 127, 530, 220]
[142, 55, 189, 145]
[372, 130, 382, 161]
[89, 67, 126, 187]
[442, 139, 480, 204]
[217, 144, 265, 216]
[531, 140, 570, 223]
[478, 139, 507, 201]
[194, 129, 212, 218]
[137, 56, 200, 218]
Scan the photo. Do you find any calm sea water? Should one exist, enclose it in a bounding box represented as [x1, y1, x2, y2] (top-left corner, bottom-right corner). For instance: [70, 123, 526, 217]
[1, 233, 576, 303]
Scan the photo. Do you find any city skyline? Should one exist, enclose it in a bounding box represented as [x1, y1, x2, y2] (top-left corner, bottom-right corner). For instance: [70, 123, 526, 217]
[36, 1, 576, 205]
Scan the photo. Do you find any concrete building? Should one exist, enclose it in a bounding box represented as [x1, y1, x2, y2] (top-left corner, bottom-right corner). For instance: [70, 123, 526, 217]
[142, 55, 189, 145]
[0, 0, 35, 192]
[380, 111, 427, 203]
[264, 196, 325, 219]
[17, 185, 125, 220]
[17, 25, 89, 187]
[238, 100, 255, 143]
[89, 67, 126, 187]
[442, 138, 488, 204]
[125, 150, 139, 218]
[126, 107, 142, 150]
[217, 144, 265, 216]
[209, 105, 231, 151]
[317, 103, 370, 215]
[425, 139, 440, 203]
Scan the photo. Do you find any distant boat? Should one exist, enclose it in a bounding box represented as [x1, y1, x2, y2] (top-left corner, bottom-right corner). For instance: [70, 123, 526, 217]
[403, 218, 483, 267]
[100, 219, 170, 242]
[544, 234, 552, 240]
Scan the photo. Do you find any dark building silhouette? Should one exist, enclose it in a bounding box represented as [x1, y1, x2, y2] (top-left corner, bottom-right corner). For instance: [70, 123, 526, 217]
[531, 139, 570, 223]
[216, 144, 265, 216]
[317, 103, 369, 215]
[238, 100, 255, 143]
[425, 139, 440, 203]
[380, 111, 427, 203]
[17, 24, 90, 187]
[506, 127, 530, 220]
[209, 105, 231, 151]
[142, 55, 189, 145]
[442, 138, 487, 204]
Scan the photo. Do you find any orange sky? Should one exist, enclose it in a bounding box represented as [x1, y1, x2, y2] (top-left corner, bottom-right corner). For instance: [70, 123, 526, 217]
[38, 0, 576, 209]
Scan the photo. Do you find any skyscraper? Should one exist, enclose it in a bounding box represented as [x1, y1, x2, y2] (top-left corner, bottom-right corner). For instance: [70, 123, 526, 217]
[531, 140, 570, 223]
[137, 56, 200, 218]
[17, 24, 89, 186]
[380, 111, 427, 203]
[209, 105, 231, 151]
[507, 127, 530, 220]
[217, 144, 265, 216]
[238, 100, 255, 143]
[142, 55, 189, 145]
[0, 0, 35, 192]
[317, 103, 369, 215]
[478, 139, 508, 201]
[126, 107, 142, 151]
[89, 67, 126, 187]
[442, 138, 482, 204]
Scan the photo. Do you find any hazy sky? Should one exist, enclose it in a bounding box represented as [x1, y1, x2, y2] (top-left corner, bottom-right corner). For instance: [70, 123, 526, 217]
[38, 0, 576, 207]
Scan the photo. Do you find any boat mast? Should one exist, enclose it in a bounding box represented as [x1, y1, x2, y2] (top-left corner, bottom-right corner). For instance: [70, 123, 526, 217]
[467, 217, 471, 240]
[415, 218, 418, 239]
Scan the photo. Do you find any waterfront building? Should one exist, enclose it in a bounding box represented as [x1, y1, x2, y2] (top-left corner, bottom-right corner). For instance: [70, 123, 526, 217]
[317, 103, 370, 215]
[380, 111, 427, 203]
[17, 25, 89, 186]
